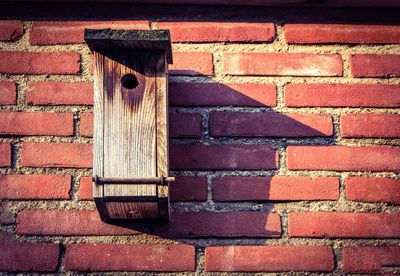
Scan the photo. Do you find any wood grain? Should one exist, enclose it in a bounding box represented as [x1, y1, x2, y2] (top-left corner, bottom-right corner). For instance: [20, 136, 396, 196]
[91, 38, 171, 220]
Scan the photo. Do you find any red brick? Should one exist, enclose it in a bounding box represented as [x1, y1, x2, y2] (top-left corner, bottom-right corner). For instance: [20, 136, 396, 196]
[0, 142, 11, 167]
[0, 174, 70, 200]
[206, 246, 334, 272]
[289, 212, 400, 238]
[155, 212, 281, 237]
[0, 112, 73, 136]
[213, 176, 339, 201]
[0, 243, 59, 272]
[343, 247, 400, 274]
[21, 142, 92, 168]
[170, 144, 278, 170]
[351, 54, 400, 77]
[16, 210, 140, 235]
[287, 146, 400, 172]
[169, 82, 276, 107]
[224, 53, 342, 76]
[169, 113, 202, 138]
[0, 51, 80, 74]
[0, 20, 23, 41]
[65, 244, 195, 271]
[346, 177, 400, 205]
[158, 22, 275, 42]
[30, 21, 149, 45]
[27, 81, 93, 105]
[285, 83, 400, 107]
[78, 177, 92, 200]
[80, 112, 93, 137]
[210, 112, 332, 137]
[170, 176, 207, 201]
[341, 114, 400, 138]
[0, 81, 17, 105]
[170, 52, 213, 76]
[285, 24, 400, 44]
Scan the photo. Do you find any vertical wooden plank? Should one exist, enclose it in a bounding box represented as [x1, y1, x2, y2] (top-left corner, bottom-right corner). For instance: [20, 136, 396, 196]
[99, 50, 158, 219]
[92, 52, 109, 220]
[93, 51, 104, 199]
[155, 51, 170, 219]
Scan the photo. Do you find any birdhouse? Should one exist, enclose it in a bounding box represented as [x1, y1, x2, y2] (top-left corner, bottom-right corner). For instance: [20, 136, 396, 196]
[85, 29, 174, 221]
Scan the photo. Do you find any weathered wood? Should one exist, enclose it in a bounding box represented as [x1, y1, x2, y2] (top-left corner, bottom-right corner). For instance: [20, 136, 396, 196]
[85, 29, 173, 64]
[92, 51, 109, 220]
[89, 29, 172, 221]
[155, 52, 170, 219]
[106, 202, 159, 219]
[103, 50, 157, 219]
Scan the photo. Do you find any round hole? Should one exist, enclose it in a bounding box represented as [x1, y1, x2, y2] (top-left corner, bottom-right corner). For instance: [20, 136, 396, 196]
[121, 73, 139, 89]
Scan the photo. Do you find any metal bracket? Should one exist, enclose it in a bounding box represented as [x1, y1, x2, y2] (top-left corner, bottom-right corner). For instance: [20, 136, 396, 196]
[93, 175, 175, 185]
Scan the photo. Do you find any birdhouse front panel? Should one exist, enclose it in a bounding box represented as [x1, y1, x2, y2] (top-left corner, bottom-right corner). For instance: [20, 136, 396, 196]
[86, 30, 172, 221]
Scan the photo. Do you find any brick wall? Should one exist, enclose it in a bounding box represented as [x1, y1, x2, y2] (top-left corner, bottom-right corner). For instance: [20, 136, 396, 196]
[0, 5, 400, 274]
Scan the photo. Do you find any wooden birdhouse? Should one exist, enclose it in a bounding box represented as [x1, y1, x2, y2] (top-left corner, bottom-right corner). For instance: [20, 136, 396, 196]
[85, 29, 174, 221]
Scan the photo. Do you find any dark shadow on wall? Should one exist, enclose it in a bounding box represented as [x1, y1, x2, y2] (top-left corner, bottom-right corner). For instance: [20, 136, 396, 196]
[87, 57, 333, 242]
[1, 2, 400, 24]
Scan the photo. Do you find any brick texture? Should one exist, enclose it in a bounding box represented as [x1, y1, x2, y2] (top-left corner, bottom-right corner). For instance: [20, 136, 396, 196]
[0, 142, 11, 167]
[169, 113, 202, 138]
[0, 112, 73, 136]
[206, 246, 334, 272]
[0, 243, 59, 272]
[79, 112, 93, 137]
[0, 174, 70, 199]
[213, 176, 339, 201]
[158, 22, 275, 42]
[0, 20, 23, 41]
[170, 176, 208, 201]
[78, 177, 92, 200]
[65, 244, 195, 271]
[343, 247, 400, 274]
[224, 53, 343, 76]
[170, 144, 278, 170]
[0, 81, 17, 105]
[27, 82, 93, 105]
[351, 54, 400, 77]
[346, 177, 400, 205]
[1, 15, 400, 275]
[0, 51, 80, 74]
[285, 24, 400, 44]
[285, 83, 400, 107]
[21, 142, 92, 168]
[287, 146, 400, 171]
[16, 210, 140, 235]
[169, 82, 276, 107]
[170, 52, 213, 76]
[210, 112, 333, 137]
[30, 21, 149, 45]
[341, 114, 400, 138]
[289, 212, 400, 238]
[154, 212, 281, 237]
